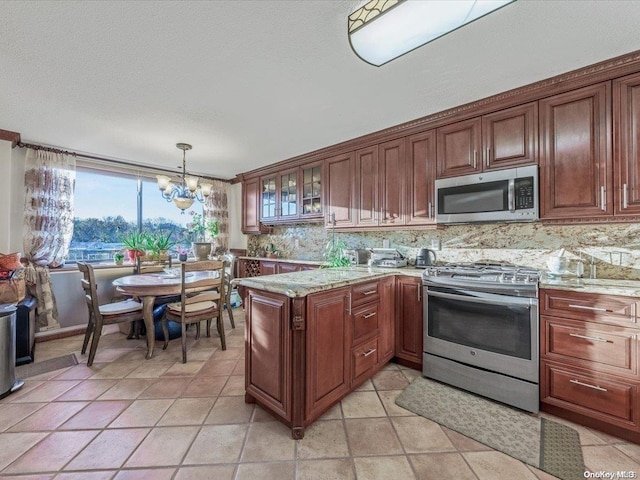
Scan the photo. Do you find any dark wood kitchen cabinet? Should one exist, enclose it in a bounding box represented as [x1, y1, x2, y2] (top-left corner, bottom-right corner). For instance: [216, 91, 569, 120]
[539, 82, 613, 220]
[242, 177, 266, 234]
[353, 138, 406, 228]
[395, 275, 423, 369]
[306, 288, 351, 420]
[324, 152, 356, 228]
[260, 260, 278, 276]
[540, 288, 640, 443]
[260, 167, 299, 223]
[406, 130, 437, 225]
[378, 275, 396, 365]
[614, 72, 640, 216]
[436, 103, 538, 178]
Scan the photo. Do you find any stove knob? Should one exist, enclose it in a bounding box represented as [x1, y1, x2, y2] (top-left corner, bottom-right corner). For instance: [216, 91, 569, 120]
[499, 273, 506, 283]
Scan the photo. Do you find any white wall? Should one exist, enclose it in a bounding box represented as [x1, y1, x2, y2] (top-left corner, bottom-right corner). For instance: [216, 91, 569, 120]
[0, 140, 12, 252]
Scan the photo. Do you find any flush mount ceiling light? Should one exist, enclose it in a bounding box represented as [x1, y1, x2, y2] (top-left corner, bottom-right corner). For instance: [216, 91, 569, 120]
[156, 143, 213, 212]
[348, 0, 516, 66]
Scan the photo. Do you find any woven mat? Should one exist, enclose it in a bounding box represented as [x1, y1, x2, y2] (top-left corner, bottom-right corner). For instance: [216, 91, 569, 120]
[16, 353, 78, 378]
[396, 377, 586, 480]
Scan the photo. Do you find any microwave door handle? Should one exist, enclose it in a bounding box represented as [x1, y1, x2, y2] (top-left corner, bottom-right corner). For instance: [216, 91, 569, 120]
[426, 289, 533, 307]
[508, 179, 515, 212]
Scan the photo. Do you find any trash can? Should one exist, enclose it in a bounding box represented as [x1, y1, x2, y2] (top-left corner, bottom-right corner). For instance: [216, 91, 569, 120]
[0, 304, 24, 399]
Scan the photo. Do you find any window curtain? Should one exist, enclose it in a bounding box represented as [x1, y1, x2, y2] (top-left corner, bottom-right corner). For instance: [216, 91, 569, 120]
[205, 180, 229, 256]
[23, 148, 76, 331]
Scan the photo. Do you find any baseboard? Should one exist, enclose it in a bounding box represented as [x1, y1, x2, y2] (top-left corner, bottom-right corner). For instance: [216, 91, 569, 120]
[35, 325, 87, 342]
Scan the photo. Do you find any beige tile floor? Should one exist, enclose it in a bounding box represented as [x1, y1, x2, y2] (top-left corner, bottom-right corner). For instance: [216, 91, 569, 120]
[1, 310, 639, 479]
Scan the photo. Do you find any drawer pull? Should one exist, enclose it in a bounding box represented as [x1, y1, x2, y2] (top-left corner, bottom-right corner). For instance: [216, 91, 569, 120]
[362, 290, 377, 296]
[569, 379, 607, 392]
[362, 312, 377, 319]
[569, 333, 607, 343]
[568, 304, 608, 312]
[363, 348, 377, 357]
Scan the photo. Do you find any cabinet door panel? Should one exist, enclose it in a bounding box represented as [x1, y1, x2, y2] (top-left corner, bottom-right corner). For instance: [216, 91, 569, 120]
[483, 102, 538, 170]
[279, 168, 299, 220]
[395, 276, 423, 366]
[406, 131, 436, 225]
[379, 138, 406, 225]
[306, 289, 350, 419]
[242, 178, 262, 234]
[260, 175, 278, 221]
[324, 152, 356, 228]
[614, 72, 640, 216]
[260, 261, 278, 276]
[351, 303, 379, 345]
[355, 146, 378, 227]
[277, 262, 300, 274]
[246, 290, 291, 420]
[352, 338, 378, 384]
[436, 117, 482, 178]
[378, 276, 395, 364]
[540, 83, 612, 218]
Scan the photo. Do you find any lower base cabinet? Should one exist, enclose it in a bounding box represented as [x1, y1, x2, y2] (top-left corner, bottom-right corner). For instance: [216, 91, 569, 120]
[540, 288, 640, 443]
[395, 276, 423, 369]
[244, 279, 392, 438]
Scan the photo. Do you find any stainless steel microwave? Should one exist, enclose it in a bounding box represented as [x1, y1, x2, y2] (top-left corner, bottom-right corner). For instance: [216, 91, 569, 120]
[435, 165, 538, 224]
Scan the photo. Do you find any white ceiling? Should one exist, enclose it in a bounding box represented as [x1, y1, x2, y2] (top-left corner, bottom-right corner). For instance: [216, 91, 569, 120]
[1, 0, 639, 180]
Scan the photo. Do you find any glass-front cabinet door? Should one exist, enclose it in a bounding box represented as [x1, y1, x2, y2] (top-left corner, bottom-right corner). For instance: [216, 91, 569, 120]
[261, 176, 277, 221]
[279, 169, 298, 220]
[301, 162, 322, 218]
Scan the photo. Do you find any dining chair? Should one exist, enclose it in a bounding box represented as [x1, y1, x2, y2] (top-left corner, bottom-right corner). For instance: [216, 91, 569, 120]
[135, 254, 172, 274]
[77, 262, 144, 366]
[161, 260, 226, 363]
[221, 253, 237, 329]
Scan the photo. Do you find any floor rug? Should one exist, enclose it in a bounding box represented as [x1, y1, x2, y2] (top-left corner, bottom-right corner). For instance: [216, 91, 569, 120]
[396, 377, 586, 480]
[16, 353, 78, 378]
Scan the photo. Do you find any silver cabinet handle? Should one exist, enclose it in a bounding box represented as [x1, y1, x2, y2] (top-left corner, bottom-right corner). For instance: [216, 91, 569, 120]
[473, 150, 477, 169]
[568, 304, 608, 312]
[417, 286, 421, 302]
[362, 312, 377, 319]
[428, 201, 432, 219]
[600, 186, 606, 211]
[363, 348, 377, 357]
[569, 333, 607, 343]
[485, 147, 490, 167]
[623, 183, 629, 209]
[362, 290, 377, 296]
[346, 292, 352, 315]
[570, 379, 607, 392]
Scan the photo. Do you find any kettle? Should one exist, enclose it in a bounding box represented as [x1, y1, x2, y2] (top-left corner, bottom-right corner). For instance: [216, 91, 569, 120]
[415, 248, 437, 268]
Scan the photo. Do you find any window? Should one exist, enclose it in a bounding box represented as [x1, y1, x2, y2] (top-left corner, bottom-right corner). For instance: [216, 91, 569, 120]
[69, 168, 200, 263]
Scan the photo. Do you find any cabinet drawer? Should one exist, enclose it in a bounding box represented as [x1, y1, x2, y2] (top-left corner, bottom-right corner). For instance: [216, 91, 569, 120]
[542, 316, 638, 377]
[352, 303, 379, 345]
[542, 361, 637, 428]
[352, 281, 379, 307]
[352, 338, 378, 382]
[541, 289, 639, 327]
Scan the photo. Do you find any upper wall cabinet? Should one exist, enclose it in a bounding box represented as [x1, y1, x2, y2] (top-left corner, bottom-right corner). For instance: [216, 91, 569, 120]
[436, 102, 538, 178]
[260, 167, 299, 223]
[539, 83, 613, 220]
[242, 177, 267, 234]
[406, 130, 437, 225]
[353, 139, 406, 228]
[324, 152, 356, 228]
[300, 162, 323, 219]
[614, 72, 640, 216]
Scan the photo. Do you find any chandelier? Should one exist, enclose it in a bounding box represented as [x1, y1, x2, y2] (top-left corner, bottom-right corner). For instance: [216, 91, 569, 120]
[156, 143, 213, 212]
[348, 0, 515, 66]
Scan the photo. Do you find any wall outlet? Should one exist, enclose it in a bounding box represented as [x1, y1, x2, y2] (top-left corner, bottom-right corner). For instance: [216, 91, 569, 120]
[382, 239, 390, 248]
[431, 238, 441, 250]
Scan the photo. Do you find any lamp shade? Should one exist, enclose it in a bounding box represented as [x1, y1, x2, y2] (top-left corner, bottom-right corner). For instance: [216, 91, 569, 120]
[348, 0, 515, 66]
[156, 174, 171, 190]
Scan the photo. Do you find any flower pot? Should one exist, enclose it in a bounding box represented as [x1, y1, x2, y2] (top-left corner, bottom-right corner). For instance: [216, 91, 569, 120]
[126, 249, 144, 263]
[179, 253, 188, 262]
[192, 242, 212, 261]
[266, 252, 277, 259]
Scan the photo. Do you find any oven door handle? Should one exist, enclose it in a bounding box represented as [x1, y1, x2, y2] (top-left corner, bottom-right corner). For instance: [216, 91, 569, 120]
[426, 289, 534, 307]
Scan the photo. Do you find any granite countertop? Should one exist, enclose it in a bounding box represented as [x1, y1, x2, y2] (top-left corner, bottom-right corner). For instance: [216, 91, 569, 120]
[238, 256, 325, 266]
[539, 274, 640, 298]
[233, 266, 423, 297]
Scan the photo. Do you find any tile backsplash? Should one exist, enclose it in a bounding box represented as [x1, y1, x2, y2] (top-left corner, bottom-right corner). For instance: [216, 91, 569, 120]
[247, 222, 640, 280]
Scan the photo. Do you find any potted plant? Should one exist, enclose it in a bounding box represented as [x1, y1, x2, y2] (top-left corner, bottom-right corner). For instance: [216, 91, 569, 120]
[187, 211, 218, 260]
[113, 252, 125, 266]
[145, 231, 175, 259]
[120, 231, 146, 263]
[265, 243, 278, 259]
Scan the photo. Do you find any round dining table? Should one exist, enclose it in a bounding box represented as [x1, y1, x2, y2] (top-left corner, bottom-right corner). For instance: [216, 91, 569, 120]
[112, 270, 221, 359]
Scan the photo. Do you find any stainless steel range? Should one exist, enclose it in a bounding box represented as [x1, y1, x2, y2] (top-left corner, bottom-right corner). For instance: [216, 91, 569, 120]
[422, 262, 541, 413]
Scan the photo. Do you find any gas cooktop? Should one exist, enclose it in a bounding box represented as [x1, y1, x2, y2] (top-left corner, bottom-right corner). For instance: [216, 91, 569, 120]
[422, 262, 541, 293]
